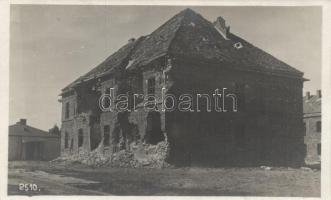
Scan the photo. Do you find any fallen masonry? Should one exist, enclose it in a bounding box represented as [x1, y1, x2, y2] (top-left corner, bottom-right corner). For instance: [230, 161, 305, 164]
[52, 138, 171, 168]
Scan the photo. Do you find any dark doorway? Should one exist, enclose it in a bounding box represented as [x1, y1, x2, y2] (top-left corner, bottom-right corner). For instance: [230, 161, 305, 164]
[78, 129, 84, 147]
[145, 112, 164, 145]
[90, 125, 101, 151]
[103, 125, 110, 146]
[70, 138, 74, 152]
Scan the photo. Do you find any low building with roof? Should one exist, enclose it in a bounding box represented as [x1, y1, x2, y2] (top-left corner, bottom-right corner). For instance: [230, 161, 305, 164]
[9, 119, 60, 161]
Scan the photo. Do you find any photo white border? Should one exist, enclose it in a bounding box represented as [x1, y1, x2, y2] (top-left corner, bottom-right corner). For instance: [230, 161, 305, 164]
[0, 0, 330, 200]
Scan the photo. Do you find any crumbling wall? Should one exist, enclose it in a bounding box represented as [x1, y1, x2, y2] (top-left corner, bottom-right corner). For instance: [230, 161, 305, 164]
[90, 122, 101, 151]
[53, 131, 170, 168]
[59, 60, 171, 167]
[60, 80, 102, 156]
[61, 120, 75, 155]
[99, 111, 117, 153]
[61, 112, 93, 155]
[109, 112, 141, 152]
[59, 105, 169, 168]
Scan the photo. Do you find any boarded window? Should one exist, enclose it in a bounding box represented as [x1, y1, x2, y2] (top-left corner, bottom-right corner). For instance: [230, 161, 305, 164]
[317, 143, 321, 155]
[65, 102, 70, 119]
[316, 121, 321, 132]
[64, 131, 69, 149]
[104, 125, 110, 146]
[147, 78, 155, 95]
[78, 129, 83, 147]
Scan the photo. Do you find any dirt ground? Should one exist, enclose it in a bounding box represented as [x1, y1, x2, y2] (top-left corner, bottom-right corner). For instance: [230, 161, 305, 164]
[8, 161, 320, 196]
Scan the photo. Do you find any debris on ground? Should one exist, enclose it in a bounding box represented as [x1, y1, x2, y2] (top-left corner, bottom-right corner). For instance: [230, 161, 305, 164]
[51, 139, 171, 168]
[260, 166, 272, 171]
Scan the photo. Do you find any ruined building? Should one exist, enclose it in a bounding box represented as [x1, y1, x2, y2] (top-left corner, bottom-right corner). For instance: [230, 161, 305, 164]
[60, 9, 306, 167]
[303, 90, 322, 165]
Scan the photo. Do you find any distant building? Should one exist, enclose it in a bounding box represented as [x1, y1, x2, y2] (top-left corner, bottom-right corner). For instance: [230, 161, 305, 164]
[8, 119, 60, 161]
[303, 90, 322, 165]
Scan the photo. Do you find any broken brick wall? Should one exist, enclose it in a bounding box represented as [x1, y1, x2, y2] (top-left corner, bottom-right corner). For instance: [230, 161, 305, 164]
[61, 112, 92, 155]
[60, 81, 102, 156]
[98, 65, 168, 155]
[60, 92, 77, 155]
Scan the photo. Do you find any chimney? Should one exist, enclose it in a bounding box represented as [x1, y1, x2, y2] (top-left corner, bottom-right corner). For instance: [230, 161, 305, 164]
[214, 16, 230, 39]
[306, 91, 311, 99]
[18, 119, 27, 125]
[317, 90, 321, 98]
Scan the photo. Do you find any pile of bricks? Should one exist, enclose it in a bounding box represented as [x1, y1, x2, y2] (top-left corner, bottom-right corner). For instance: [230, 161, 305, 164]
[110, 150, 140, 168]
[52, 138, 171, 168]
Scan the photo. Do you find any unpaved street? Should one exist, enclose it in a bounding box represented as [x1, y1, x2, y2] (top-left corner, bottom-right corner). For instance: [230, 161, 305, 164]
[8, 161, 320, 196]
[8, 168, 108, 195]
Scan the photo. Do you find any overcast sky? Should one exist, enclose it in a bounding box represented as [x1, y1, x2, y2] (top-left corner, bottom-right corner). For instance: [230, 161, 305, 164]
[10, 5, 321, 130]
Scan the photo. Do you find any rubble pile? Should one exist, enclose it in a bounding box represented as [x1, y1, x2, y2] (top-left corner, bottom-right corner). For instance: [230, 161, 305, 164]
[140, 140, 171, 168]
[52, 138, 171, 168]
[110, 150, 140, 168]
[52, 140, 111, 167]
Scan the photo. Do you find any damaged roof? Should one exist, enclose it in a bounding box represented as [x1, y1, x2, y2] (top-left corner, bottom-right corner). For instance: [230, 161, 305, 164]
[63, 38, 142, 91]
[167, 9, 303, 75]
[62, 8, 304, 93]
